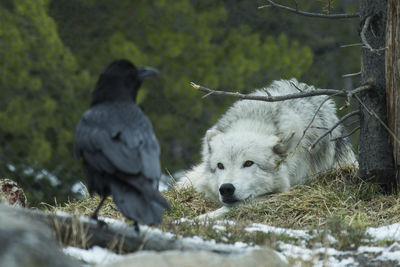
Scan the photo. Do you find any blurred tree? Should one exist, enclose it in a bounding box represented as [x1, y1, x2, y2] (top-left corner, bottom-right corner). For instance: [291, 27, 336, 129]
[1, 0, 313, 206]
[221, 0, 359, 89]
[0, 0, 92, 205]
[49, 0, 313, 173]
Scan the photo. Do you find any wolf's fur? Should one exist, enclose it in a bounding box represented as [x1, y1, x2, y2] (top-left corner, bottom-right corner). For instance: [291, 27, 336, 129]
[178, 79, 357, 219]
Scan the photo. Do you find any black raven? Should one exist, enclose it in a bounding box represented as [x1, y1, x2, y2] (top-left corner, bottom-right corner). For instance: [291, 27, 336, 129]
[74, 59, 170, 229]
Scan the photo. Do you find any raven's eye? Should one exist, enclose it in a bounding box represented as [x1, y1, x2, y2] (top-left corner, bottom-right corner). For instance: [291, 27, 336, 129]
[217, 163, 224, 170]
[243, 160, 254, 167]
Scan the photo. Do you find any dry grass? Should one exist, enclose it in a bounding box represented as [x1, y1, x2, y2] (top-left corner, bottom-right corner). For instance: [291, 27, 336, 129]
[49, 196, 127, 222]
[51, 166, 400, 250]
[224, 166, 400, 229]
[163, 185, 220, 219]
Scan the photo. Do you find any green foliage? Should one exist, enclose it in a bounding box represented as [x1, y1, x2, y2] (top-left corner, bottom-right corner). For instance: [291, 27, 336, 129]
[1, 0, 315, 206]
[0, 0, 92, 205]
[50, 0, 313, 172]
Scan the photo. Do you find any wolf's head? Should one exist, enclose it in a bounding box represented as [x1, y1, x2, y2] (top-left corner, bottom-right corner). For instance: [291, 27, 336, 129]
[204, 128, 295, 205]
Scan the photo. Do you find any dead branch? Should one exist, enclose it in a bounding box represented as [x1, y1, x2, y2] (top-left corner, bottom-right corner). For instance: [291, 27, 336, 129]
[1, 204, 246, 254]
[290, 80, 303, 92]
[360, 16, 387, 54]
[355, 94, 400, 146]
[340, 43, 364, 48]
[190, 82, 370, 102]
[345, 119, 360, 128]
[259, 0, 359, 19]
[309, 110, 360, 151]
[296, 94, 341, 150]
[342, 72, 361, 78]
[331, 126, 360, 141]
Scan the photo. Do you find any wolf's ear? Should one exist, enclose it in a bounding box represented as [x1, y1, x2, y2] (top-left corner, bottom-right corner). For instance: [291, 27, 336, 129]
[204, 128, 221, 155]
[205, 128, 221, 143]
[273, 132, 296, 157]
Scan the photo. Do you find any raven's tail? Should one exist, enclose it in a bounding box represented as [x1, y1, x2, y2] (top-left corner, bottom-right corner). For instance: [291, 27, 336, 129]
[109, 176, 170, 226]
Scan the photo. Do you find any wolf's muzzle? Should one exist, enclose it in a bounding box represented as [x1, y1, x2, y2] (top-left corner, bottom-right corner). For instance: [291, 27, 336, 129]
[219, 183, 238, 204]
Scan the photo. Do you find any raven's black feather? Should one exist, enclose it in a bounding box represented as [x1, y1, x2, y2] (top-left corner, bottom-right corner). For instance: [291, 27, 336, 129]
[74, 59, 169, 226]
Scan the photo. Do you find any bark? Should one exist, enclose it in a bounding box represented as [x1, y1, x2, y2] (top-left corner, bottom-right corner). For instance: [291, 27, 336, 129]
[0, 204, 246, 254]
[359, 0, 395, 191]
[386, 0, 400, 189]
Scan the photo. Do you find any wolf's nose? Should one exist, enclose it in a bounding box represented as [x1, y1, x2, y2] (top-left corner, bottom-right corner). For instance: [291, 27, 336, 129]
[219, 183, 235, 197]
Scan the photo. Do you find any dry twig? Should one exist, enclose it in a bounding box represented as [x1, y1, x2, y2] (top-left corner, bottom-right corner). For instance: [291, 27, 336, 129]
[360, 16, 387, 54]
[340, 43, 364, 48]
[355, 94, 400, 146]
[190, 82, 370, 102]
[342, 72, 361, 78]
[331, 126, 360, 141]
[259, 0, 359, 19]
[296, 94, 341, 150]
[309, 110, 360, 151]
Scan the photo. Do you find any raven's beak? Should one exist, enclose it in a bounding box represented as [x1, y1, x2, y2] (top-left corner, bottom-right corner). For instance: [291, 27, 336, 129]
[137, 66, 160, 80]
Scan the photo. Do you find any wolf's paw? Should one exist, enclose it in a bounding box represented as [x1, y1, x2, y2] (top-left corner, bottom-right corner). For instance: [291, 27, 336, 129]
[195, 206, 231, 220]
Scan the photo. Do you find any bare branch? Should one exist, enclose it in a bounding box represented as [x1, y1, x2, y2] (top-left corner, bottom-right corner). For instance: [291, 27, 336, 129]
[296, 94, 341, 150]
[309, 110, 360, 151]
[346, 84, 371, 103]
[190, 82, 370, 102]
[290, 80, 303, 92]
[340, 43, 364, 48]
[259, 0, 359, 19]
[342, 72, 361, 78]
[360, 16, 387, 54]
[264, 88, 272, 97]
[355, 94, 400, 146]
[347, 119, 360, 127]
[331, 126, 360, 141]
[310, 126, 329, 130]
[292, 0, 298, 11]
[339, 100, 351, 111]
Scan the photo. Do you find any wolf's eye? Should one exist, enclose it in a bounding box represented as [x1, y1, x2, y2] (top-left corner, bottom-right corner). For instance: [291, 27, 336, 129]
[217, 163, 224, 170]
[243, 160, 254, 167]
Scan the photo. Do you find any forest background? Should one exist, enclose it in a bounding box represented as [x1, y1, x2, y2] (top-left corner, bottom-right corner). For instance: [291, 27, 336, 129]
[0, 0, 359, 205]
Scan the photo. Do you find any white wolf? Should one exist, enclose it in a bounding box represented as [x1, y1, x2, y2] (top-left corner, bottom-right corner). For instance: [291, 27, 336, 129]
[177, 79, 357, 219]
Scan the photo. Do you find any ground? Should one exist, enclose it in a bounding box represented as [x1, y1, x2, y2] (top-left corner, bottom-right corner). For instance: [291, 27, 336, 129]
[54, 167, 400, 266]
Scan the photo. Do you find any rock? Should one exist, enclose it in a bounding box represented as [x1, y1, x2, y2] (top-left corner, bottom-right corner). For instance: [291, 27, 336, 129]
[98, 248, 288, 267]
[0, 178, 27, 207]
[0, 204, 79, 267]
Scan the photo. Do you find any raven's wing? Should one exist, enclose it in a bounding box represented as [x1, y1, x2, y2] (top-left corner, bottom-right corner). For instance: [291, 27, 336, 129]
[74, 102, 161, 182]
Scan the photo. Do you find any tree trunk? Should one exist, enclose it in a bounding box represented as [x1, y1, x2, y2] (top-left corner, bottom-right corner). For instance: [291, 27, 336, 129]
[359, 0, 396, 191]
[386, 0, 400, 189]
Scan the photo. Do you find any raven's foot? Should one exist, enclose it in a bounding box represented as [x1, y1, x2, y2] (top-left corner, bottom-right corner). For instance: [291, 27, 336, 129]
[91, 214, 108, 228]
[134, 221, 140, 232]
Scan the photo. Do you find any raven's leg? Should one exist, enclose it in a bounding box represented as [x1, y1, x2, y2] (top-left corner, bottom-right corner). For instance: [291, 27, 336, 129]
[91, 195, 107, 221]
[134, 221, 140, 232]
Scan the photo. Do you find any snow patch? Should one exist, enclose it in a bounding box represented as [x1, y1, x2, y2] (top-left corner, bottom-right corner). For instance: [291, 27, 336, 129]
[63, 246, 123, 265]
[279, 243, 354, 266]
[35, 169, 61, 186]
[100, 217, 128, 228]
[366, 223, 400, 242]
[7, 163, 16, 172]
[245, 223, 310, 239]
[55, 210, 72, 217]
[213, 225, 226, 231]
[23, 167, 34, 176]
[71, 181, 89, 198]
[375, 242, 400, 264]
